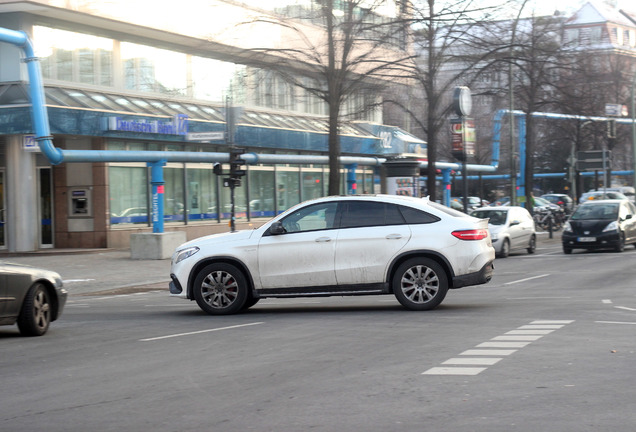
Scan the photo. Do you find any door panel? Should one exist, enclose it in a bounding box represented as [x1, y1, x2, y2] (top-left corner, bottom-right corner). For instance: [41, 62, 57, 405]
[335, 225, 410, 285]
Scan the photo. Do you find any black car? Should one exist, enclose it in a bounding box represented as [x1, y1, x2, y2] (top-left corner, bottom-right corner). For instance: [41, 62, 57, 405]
[0, 262, 67, 336]
[562, 199, 636, 254]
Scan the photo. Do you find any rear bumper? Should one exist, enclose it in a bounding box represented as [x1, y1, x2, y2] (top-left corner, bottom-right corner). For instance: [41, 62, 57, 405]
[452, 261, 494, 288]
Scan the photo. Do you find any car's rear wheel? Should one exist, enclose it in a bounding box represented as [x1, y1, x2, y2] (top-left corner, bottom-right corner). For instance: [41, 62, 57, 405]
[499, 239, 510, 258]
[527, 235, 536, 254]
[392, 258, 448, 311]
[17, 283, 51, 336]
[193, 263, 248, 315]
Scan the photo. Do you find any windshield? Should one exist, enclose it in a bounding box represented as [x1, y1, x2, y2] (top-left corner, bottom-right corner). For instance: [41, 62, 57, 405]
[471, 210, 507, 225]
[571, 203, 618, 220]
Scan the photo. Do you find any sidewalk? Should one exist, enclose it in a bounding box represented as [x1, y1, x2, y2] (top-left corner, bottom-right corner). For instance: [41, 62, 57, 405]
[0, 249, 171, 296]
[0, 232, 562, 297]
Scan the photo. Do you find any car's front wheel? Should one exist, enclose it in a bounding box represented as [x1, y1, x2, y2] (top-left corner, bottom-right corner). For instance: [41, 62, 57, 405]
[499, 239, 510, 258]
[615, 232, 625, 252]
[392, 258, 448, 311]
[193, 263, 248, 315]
[17, 283, 51, 336]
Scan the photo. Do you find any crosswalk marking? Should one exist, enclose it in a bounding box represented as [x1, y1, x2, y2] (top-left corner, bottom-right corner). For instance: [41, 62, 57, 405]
[422, 320, 574, 376]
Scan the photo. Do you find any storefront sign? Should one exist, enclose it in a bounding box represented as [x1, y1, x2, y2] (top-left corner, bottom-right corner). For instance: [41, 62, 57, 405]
[106, 114, 188, 135]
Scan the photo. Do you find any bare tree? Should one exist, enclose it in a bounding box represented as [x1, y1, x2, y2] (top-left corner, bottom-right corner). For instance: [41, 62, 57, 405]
[237, 0, 414, 195]
[388, 0, 515, 201]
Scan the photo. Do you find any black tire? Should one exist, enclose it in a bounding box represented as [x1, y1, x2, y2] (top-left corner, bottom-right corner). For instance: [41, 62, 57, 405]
[193, 263, 248, 315]
[392, 258, 448, 311]
[563, 246, 572, 254]
[17, 283, 51, 336]
[615, 233, 625, 253]
[527, 235, 536, 254]
[499, 239, 510, 258]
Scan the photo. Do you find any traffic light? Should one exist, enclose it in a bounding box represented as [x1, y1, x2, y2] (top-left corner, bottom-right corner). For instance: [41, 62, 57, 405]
[229, 147, 246, 179]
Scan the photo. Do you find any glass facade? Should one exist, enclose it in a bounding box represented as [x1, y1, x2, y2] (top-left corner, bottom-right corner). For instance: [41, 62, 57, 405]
[105, 141, 374, 227]
[32, 25, 379, 121]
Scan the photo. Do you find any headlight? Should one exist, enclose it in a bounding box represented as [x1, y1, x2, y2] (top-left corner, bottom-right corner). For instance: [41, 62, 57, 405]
[603, 221, 618, 233]
[563, 221, 572, 233]
[174, 246, 200, 264]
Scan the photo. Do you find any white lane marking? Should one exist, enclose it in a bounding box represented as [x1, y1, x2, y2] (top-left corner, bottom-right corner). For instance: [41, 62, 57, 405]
[492, 335, 543, 341]
[531, 320, 574, 324]
[63, 279, 96, 283]
[504, 274, 550, 285]
[602, 299, 613, 304]
[506, 329, 555, 335]
[422, 367, 487, 376]
[139, 322, 264, 342]
[460, 349, 518, 356]
[596, 321, 636, 325]
[518, 325, 564, 330]
[442, 358, 502, 366]
[615, 306, 636, 311]
[476, 341, 531, 348]
[507, 297, 571, 300]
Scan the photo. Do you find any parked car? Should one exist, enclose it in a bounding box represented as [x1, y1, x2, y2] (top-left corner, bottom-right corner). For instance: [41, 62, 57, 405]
[580, 190, 628, 203]
[451, 196, 485, 211]
[541, 194, 574, 214]
[587, 187, 635, 203]
[562, 199, 636, 254]
[170, 195, 495, 315]
[471, 206, 536, 258]
[0, 263, 67, 336]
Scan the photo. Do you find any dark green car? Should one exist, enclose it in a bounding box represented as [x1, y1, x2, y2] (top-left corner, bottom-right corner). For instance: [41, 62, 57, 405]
[0, 262, 67, 336]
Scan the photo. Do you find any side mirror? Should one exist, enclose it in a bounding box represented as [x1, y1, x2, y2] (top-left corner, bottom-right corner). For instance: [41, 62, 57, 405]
[269, 221, 286, 235]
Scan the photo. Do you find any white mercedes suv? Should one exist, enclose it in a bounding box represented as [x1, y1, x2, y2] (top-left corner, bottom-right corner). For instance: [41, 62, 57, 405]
[170, 195, 495, 315]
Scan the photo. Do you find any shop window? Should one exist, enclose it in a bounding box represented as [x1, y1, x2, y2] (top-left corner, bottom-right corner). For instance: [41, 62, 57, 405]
[248, 168, 275, 218]
[276, 169, 301, 213]
[109, 166, 148, 225]
[187, 167, 218, 221]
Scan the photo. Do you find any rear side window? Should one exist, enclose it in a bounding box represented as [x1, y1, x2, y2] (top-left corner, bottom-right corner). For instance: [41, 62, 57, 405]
[398, 205, 440, 224]
[340, 201, 406, 228]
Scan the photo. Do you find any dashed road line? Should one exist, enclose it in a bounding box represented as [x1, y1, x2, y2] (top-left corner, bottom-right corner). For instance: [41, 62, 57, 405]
[422, 320, 574, 376]
[139, 322, 265, 341]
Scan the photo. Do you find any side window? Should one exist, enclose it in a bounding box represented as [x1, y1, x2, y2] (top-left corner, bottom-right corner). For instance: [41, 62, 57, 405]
[398, 205, 440, 224]
[341, 201, 393, 228]
[280, 202, 339, 233]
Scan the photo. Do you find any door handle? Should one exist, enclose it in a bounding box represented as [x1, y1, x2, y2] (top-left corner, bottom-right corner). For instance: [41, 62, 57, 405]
[386, 234, 403, 240]
[315, 237, 332, 242]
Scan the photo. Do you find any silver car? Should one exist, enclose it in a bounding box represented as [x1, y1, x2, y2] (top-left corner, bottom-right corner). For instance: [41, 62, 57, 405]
[471, 206, 536, 258]
[0, 262, 67, 336]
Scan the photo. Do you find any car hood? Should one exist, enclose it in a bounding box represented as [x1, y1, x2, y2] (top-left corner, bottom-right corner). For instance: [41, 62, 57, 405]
[0, 261, 62, 279]
[487, 224, 506, 236]
[568, 219, 614, 235]
[177, 229, 257, 249]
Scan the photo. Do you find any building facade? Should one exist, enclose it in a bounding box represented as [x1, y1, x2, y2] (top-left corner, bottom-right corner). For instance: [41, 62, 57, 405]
[0, 0, 423, 252]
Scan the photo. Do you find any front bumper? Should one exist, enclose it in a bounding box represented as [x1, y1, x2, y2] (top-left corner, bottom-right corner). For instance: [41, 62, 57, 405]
[562, 231, 621, 250]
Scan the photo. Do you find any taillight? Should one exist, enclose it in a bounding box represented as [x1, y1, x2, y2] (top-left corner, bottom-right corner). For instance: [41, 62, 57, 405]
[452, 229, 489, 240]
